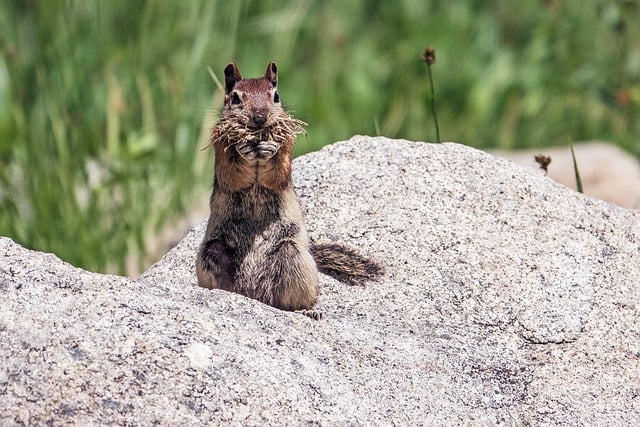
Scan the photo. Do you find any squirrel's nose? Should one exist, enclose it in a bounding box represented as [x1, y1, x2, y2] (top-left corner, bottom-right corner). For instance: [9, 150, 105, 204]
[251, 110, 268, 127]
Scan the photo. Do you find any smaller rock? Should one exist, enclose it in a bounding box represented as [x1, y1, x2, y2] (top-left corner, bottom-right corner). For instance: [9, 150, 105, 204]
[494, 142, 640, 209]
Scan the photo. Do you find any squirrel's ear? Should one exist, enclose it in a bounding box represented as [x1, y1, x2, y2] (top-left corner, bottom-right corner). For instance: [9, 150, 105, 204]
[224, 63, 242, 94]
[264, 61, 278, 87]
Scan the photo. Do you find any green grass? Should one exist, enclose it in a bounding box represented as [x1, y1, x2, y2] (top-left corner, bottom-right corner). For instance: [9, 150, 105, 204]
[570, 143, 584, 194]
[1, 0, 639, 274]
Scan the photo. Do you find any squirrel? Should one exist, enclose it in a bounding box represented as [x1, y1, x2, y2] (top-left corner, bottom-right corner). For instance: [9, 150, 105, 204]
[196, 61, 383, 320]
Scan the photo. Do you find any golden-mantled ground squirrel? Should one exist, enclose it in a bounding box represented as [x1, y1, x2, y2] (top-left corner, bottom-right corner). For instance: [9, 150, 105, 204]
[196, 61, 382, 319]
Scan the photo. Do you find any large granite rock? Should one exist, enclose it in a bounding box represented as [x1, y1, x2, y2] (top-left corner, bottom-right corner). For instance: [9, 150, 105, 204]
[1, 136, 639, 425]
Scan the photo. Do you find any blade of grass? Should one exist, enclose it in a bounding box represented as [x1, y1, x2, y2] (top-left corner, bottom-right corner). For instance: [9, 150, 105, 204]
[570, 143, 583, 193]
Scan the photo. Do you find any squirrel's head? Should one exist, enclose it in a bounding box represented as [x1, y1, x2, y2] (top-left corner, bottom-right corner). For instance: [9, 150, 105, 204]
[223, 62, 281, 129]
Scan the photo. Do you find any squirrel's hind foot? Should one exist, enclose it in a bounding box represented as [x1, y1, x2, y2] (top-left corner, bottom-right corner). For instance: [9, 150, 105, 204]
[297, 309, 323, 320]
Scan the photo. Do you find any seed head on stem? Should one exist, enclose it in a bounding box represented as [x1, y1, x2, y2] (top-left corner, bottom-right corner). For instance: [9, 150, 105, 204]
[421, 45, 440, 143]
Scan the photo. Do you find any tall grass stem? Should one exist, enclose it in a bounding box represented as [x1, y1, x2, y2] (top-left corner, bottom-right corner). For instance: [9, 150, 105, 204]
[427, 64, 441, 143]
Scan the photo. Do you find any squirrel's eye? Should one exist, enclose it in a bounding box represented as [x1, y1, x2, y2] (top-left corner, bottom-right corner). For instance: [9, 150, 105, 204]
[273, 91, 280, 103]
[231, 92, 241, 105]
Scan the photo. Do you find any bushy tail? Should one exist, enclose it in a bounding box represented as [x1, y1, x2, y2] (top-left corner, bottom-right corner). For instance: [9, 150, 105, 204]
[310, 243, 384, 285]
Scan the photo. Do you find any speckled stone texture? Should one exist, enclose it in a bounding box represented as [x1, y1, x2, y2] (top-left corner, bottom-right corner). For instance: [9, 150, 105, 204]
[2, 136, 639, 425]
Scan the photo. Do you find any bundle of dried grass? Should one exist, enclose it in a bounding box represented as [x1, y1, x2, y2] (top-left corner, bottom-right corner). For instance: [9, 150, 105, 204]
[203, 110, 307, 152]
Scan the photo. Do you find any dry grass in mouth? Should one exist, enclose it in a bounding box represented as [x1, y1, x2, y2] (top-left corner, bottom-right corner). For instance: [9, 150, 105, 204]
[202, 112, 307, 151]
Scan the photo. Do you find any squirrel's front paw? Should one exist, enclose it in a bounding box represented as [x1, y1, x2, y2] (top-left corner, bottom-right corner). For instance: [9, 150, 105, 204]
[236, 142, 258, 161]
[256, 140, 282, 160]
[236, 140, 281, 161]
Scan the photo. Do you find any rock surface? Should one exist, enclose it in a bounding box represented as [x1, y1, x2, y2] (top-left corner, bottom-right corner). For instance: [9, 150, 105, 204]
[1, 136, 639, 425]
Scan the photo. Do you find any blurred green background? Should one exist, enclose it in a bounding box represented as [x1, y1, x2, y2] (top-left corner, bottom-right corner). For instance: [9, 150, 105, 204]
[1, 0, 639, 274]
